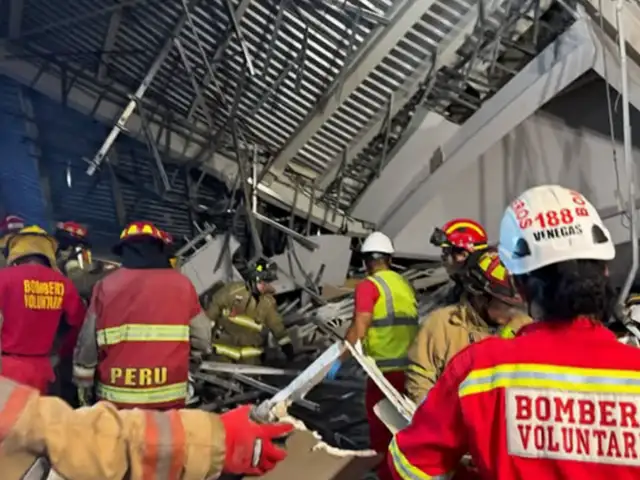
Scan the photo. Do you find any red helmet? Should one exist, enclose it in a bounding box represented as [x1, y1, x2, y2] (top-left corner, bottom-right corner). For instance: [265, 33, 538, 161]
[464, 247, 523, 306]
[0, 215, 25, 237]
[430, 218, 488, 253]
[159, 229, 174, 245]
[112, 221, 171, 255]
[56, 221, 88, 241]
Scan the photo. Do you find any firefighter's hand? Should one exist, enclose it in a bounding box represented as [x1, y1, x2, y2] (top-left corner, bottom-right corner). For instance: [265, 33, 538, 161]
[281, 343, 295, 361]
[220, 405, 293, 475]
[77, 386, 94, 407]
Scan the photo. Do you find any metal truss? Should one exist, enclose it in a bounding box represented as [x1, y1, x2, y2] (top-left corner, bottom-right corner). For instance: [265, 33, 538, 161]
[5, 0, 375, 235]
[320, 0, 576, 213]
[379, 18, 595, 237]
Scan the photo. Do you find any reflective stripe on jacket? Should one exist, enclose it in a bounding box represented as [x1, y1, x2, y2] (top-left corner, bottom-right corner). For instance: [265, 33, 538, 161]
[406, 302, 492, 404]
[364, 270, 418, 372]
[206, 281, 291, 349]
[0, 376, 226, 479]
[389, 319, 640, 480]
[77, 268, 201, 410]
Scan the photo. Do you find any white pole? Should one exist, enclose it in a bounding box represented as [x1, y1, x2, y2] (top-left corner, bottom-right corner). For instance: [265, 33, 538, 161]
[617, 0, 639, 304]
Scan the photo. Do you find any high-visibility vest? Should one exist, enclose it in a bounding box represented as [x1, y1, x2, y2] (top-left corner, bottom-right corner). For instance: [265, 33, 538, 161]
[364, 270, 418, 372]
[94, 268, 197, 410]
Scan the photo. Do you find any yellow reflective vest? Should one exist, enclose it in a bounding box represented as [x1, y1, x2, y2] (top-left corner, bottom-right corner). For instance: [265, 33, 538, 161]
[364, 270, 418, 372]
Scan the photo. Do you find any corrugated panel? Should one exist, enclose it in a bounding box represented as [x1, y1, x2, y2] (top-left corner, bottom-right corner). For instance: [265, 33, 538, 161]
[27, 88, 230, 248]
[20, 0, 395, 156]
[22, 0, 113, 74]
[0, 76, 48, 227]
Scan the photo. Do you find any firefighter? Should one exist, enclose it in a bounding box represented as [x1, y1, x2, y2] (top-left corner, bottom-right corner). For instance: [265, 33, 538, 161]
[326, 231, 418, 480]
[72, 221, 212, 410]
[387, 185, 640, 479]
[429, 218, 489, 306]
[51, 221, 100, 406]
[54, 221, 98, 300]
[0, 214, 25, 268]
[0, 226, 86, 393]
[405, 247, 532, 404]
[206, 259, 294, 364]
[0, 377, 293, 479]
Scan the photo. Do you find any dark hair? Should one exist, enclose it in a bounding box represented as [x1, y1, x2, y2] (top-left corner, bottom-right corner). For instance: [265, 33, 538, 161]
[515, 259, 615, 322]
[364, 254, 391, 271]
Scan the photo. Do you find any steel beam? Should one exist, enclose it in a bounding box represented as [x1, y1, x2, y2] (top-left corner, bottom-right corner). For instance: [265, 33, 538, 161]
[0, 49, 369, 235]
[261, 0, 437, 180]
[315, 0, 525, 194]
[8, 0, 24, 39]
[185, 0, 253, 122]
[591, 22, 640, 113]
[86, 0, 201, 176]
[378, 20, 597, 238]
[97, 9, 123, 81]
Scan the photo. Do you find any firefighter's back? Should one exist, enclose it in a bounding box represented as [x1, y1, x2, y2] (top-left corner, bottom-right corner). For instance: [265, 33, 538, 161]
[0, 263, 72, 355]
[462, 320, 640, 479]
[92, 267, 198, 409]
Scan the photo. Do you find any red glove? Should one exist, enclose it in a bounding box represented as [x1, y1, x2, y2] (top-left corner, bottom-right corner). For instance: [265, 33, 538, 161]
[220, 405, 294, 475]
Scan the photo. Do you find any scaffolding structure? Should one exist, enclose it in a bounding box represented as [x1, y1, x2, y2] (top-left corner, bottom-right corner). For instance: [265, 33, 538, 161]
[0, 0, 576, 236]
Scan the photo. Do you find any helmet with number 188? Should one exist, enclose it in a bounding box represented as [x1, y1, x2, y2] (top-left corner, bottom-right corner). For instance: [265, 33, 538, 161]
[498, 185, 615, 275]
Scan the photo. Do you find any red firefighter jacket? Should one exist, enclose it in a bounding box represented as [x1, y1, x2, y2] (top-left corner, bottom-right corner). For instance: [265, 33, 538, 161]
[388, 318, 640, 480]
[73, 268, 206, 410]
[0, 264, 85, 357]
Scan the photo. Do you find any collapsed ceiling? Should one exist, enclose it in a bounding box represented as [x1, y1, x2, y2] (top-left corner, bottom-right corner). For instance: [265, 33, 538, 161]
[0, 0, 575, 239]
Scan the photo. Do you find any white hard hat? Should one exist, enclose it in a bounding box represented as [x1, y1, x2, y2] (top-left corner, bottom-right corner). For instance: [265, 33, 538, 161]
[362, 231, 395, 255]
[498, 185, 615, 275]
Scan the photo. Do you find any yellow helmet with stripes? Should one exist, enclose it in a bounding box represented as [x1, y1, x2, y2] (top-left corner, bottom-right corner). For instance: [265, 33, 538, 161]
[463, 247, 523, 306]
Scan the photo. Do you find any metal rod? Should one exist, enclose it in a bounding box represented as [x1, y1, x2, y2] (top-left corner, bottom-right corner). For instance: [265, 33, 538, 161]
[289, 179, 300, 230]
[254, 212, 319, 251]
[18, 0, 150, 39]
[251, 147, 258, 213]
[137, 102, 171, 191]
[174, 37, 214, 129]
[617, 0, 638, 303]
[185, 0, 253, 122]
[234, 374, 319, 411]
[305, 182, 315, 236]
[223, 0, 255, 76]
[86, 0, 201, 175]
[231, 123, 264, 262]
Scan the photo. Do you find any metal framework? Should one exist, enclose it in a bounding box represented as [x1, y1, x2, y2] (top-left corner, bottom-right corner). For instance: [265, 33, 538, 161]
[380, 18, 596, 237]
[0, 0, 581, 238]
[319, 0, 575, 212]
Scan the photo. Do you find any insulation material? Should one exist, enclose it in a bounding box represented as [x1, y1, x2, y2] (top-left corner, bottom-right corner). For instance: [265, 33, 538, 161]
[245, 414, 381, 480]
[374, 398, 412, 435]
[270, 235, 352, 295]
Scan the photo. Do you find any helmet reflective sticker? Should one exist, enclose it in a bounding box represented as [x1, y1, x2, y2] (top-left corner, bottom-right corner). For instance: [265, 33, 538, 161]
[499, 185, 615, 275]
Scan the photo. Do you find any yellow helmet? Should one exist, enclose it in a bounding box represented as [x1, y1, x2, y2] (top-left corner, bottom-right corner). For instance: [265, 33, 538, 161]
[4, 225, 59, 269]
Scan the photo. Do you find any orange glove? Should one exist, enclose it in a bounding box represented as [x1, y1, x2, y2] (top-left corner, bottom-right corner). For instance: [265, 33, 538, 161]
[220, 405, 294, 475]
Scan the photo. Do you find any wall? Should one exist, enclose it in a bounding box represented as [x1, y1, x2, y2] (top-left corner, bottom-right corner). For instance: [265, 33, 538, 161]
[351, 111, 459, 225]
[0, 74, 234, 252]
[390, 77, 640, 258]
[0, 77, 48, 226]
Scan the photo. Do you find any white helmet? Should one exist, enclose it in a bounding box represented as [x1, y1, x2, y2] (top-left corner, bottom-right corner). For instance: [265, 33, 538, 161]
[498, 185, 615, 275]
[362, 231, 395, 255]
